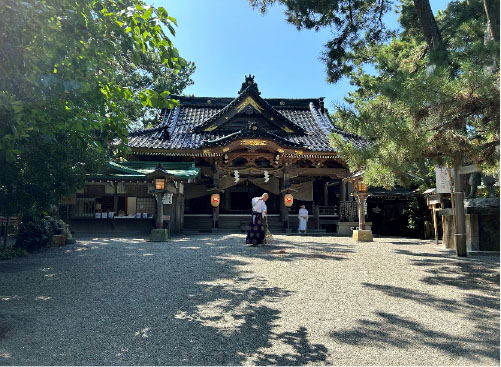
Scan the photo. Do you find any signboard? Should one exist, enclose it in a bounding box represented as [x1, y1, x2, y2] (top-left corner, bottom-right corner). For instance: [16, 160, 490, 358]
[59, 195, 76, 205]
[435, 167, 453, 194]
[162, 193, 173, 204]
[427, 194, 442, 206]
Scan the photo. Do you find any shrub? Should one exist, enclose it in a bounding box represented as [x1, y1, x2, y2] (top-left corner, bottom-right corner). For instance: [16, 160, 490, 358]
[0, 248, 28, 260]
[15, 217, 56, 251]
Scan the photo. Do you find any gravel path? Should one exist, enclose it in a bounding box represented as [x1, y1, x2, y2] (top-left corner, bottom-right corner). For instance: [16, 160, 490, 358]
[0, 234, 499, 366]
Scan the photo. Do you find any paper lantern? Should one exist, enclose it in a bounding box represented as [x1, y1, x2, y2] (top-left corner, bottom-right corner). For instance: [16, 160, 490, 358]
[155, 178, 165, 190]
[284, 193, 293, 207]
[211, 193, 220, 207]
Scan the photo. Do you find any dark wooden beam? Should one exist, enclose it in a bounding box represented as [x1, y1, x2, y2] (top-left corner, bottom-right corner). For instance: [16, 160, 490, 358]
[289, 168, 349, 178]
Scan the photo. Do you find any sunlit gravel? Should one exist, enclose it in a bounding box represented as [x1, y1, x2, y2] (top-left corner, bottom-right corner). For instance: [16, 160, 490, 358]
[0, 234, 499, 365]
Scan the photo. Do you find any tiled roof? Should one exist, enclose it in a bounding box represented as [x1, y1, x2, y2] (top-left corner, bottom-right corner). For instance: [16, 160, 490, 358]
[203, 124, 304, 149]
[88, 161, 200, 180]
[127, 78, 367, 153]
[193, 83, 306, 135]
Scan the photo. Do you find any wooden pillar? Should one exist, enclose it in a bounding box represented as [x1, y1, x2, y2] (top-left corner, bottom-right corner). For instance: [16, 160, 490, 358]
[347, 182, 354, 201]
[178, 194, 183, 233]
[323, 182, 329, 206]
[340, 180, 346, 202]
[224, 190, 231, 210]
[279, 168, 290, 232]
[314, 204, 320, 229]
[179, 190, 185, 233]
[432, 206, 439, 245]
[212, 166, 220, 233]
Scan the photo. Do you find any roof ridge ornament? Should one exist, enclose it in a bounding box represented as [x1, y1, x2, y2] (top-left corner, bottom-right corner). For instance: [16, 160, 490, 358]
[238, 74, 260, 95]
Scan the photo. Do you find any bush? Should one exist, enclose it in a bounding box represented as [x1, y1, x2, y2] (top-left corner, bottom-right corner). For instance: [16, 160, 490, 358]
[0, 248, 28, 260]
[15, 217, 57, 251]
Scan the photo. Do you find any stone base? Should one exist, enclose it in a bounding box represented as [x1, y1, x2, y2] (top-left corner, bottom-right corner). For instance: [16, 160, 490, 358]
[49, 235, 66, 248]
[352, 229, 373, 242]
[149, 229, 169, 242]
[337, 222, 372, 236]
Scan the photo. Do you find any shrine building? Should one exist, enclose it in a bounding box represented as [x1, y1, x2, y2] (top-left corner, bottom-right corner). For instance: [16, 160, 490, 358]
[69, 76, 368, 234]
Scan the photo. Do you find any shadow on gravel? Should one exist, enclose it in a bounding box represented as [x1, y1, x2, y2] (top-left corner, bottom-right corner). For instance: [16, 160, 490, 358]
[330, 311, 500, 363]
[238, 237, 354, 263]
[394, 249, 500, 294]
[328, 248, 500, 364]
[253, 326, 328, 365]
[0, 235, 331, 365]
[361, 283, 464, 312]
[389, 241, 426, 246]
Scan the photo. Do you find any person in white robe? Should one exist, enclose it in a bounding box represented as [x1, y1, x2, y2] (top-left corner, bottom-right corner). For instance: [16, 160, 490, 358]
[298, 205, 308, 233]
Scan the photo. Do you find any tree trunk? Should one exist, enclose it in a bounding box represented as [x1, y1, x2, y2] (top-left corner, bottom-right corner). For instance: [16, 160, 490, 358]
[413, 0, 444, 50]
[483, 0, 499, 42]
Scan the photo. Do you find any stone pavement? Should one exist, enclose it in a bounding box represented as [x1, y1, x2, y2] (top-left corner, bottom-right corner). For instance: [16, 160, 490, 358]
[0, 234, 499, 365]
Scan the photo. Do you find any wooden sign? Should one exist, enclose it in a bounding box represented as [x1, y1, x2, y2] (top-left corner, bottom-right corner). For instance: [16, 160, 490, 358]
[59, 195, 76, 205]
[427, 194, 442, 206]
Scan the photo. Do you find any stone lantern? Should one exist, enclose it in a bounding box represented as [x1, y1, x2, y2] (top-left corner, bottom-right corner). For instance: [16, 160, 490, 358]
[352, 180, 373, 242]
[146, 163, 173, 241]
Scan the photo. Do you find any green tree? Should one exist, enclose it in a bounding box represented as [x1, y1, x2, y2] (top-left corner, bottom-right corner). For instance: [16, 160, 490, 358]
[250, 0, 449, 82]
[113, 50, 196, 130]
[331, 0, 499, 187]
[251, 0, 499, 186]
[0, 0, 191, 217]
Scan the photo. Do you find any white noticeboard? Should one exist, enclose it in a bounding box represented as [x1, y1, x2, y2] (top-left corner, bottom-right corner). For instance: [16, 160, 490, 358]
[162, 193, 173, 205]
[435, 167, 453, 193]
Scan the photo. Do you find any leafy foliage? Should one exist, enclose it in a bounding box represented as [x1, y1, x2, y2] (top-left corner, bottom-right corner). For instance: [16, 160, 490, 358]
[0, 248, 28, 261]
[251, 0, 499, 188]
[330, 0, 499, 187]
[15, 217, 58, 251]
[0, 0, 193, 217]
[250, 0, 396, 82]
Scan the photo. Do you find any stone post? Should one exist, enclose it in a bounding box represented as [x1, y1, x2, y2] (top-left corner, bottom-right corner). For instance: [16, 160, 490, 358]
[155, 192, 164, 229]
[453, 164, 467, 256]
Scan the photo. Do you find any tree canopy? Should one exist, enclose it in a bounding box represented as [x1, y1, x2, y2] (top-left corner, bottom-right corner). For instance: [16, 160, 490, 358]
[251, 0, 499, 188]
[0, 0, 193, 216]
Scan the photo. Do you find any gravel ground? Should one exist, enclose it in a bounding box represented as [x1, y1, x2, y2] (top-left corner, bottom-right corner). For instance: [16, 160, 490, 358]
[0, 234, 499, 366]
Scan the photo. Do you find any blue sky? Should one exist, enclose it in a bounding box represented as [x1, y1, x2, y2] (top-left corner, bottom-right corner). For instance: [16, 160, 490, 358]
[151, 0, 450, 112]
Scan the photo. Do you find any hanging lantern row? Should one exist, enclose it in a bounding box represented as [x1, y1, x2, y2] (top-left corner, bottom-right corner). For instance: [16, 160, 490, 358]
[211, 193, 220, 207]
[284, 193, 293, 207]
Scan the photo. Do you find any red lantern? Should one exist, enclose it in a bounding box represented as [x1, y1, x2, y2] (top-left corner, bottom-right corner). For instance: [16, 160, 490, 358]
[211, 193, 220, 207]
[284, 193, 293, 207]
